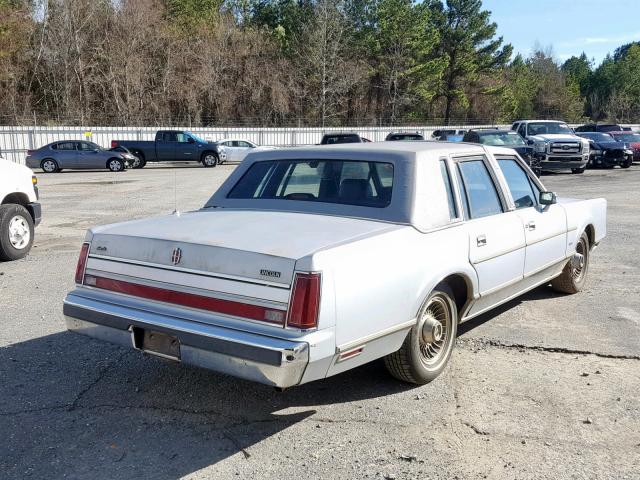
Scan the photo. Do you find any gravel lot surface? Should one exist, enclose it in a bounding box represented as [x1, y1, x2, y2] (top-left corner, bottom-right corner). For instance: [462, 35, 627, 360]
[1, 162, 639, 479]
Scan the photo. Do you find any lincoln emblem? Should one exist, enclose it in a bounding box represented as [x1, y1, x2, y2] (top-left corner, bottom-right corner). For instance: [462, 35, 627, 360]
[171, 247, 182, 265]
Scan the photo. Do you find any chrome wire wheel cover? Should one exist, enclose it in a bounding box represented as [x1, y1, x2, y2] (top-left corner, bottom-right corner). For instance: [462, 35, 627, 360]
[42, 160, 56, 172]
[571, 238, 587, 281]
[109, 159, 122, 171]
[417, 294, 452, 368]
[8, 215, 30, 249]
[203, 154, 216, 166]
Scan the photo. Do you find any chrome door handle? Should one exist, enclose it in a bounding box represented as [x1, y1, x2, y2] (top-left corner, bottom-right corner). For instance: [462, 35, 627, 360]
[526, 221, 536, 231]
[477, 235, 487, 247]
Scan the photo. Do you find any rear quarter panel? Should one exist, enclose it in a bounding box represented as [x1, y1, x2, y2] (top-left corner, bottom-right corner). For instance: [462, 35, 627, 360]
[302, 224, 477, 355]
[559, 197, 607, 250]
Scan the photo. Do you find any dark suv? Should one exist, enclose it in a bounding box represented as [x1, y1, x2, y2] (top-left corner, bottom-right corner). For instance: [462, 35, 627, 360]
[385, 132, 425, 141]
[320, 133, 365, 144]
[463, 129, 541, 176]
[574, 124, 623, 133]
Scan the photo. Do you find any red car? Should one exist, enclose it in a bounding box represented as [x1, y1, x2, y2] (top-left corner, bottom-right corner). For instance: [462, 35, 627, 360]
[609, 131, 640, 161]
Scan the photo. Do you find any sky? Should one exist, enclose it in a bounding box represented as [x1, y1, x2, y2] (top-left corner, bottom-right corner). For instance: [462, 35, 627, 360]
[482, 0, 640, 66]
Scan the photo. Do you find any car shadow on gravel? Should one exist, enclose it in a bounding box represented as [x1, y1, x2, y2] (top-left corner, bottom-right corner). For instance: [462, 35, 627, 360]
[458, 284, 564, 336]
[0, 330, 414, 479]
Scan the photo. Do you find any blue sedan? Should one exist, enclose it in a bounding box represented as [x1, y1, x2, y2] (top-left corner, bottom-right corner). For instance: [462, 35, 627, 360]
[26, 141, 129, 173]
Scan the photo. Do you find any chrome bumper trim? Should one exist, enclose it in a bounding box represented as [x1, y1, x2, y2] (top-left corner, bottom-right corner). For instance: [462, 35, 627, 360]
[64, 294, 309, 388]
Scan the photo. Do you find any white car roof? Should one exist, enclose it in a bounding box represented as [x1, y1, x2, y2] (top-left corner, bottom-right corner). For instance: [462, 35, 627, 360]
[204, 142, 521, 231]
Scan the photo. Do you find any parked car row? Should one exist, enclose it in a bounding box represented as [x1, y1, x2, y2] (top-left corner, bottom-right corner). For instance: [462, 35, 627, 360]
[24, 130, 276, 173]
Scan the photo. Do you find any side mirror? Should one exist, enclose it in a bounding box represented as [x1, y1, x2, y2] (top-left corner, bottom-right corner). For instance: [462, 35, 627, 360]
[539, 191, 557, 205]
[93, 149, 100, 153]
[187, 137, 195, 143]
[527, 139, 534, 145]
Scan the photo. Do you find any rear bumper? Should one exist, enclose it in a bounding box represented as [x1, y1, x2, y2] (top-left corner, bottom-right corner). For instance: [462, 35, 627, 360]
[63, 292, 310, 388]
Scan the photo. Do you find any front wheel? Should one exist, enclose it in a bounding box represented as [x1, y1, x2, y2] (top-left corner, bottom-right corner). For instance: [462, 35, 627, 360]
[552, 232, 590, 294]
[571, 167, 585, 174]
[202, 152, 219, 167]
[384, 284, 458, 384]
[622, 158, 632, 169]
[129, 152, 146, 169]
[107, 158, 125, 172]
[0, 204, 35, 261]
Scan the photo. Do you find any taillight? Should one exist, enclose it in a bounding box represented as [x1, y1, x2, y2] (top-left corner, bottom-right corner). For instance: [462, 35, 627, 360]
[287, 272, 321, 329]
[111, 140, 118, 148]
[27, 150, 34, 156]
[75, 242, 90, 284]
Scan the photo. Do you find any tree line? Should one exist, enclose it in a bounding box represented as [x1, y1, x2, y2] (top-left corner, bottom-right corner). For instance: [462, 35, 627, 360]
[0, 0, 639, 127]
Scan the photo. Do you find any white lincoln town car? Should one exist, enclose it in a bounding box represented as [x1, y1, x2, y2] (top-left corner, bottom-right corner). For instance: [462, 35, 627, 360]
[64, 142, 606, 388]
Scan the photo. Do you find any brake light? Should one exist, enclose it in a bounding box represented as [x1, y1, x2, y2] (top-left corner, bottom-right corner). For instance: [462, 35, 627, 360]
[287, 272, 321, 329]
[111, 140, 118, 148]
[27, 150, 35, 156]
[75, 242, 90, 284]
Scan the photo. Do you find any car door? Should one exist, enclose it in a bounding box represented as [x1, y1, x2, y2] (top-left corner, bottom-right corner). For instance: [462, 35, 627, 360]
[52, 141, 78, 169]
[496, 156, 567, 276]
[156, 131, 177, 161]
[76, 142, 100, 169]
[221, 141, 238, 162]
[234, 141, 254, 161]
[175, 132, 199, 162]
[454, 156, 526, 297]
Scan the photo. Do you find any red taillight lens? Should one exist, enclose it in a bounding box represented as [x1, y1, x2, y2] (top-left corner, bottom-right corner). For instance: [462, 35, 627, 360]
[75, 242, 90, 284]
[287, 272, 321, 329]
[111, 140, 118, 148]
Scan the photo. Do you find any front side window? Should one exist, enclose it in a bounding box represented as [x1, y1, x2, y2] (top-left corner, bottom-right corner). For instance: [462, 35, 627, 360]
[228, 159, 394, 208]
[78, 142, 101, 151]
[457, 159, 503, 219]
[497, 158, 537, 209]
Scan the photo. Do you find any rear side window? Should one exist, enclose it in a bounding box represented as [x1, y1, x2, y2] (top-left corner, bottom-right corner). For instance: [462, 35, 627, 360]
[228, 159, 394, 208]
[457, 160, 503, 219]
[497, 158, 538, 209]
[439, 160, 457, 219]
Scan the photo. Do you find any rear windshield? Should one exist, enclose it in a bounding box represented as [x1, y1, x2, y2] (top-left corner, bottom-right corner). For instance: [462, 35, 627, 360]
[323, 135, 361, 144]
[388, 134, 424, 141]
[227, 159, 394, 208]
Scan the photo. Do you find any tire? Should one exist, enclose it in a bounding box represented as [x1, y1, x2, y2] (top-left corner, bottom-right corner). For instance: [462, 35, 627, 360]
[571, 167, 585, 174]
[129, 151, 146, 169]
[384, 284, 458, 384]
[622, 159, 632, 169]
[0, 204, 35, 261]
[201, 152, 218, 167]
[107, 158, 125, 172]
[41, 158, 59, 173]
[552, 232, 590, 294]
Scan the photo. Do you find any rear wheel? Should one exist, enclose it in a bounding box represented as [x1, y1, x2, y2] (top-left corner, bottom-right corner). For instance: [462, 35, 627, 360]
[107, 158, 125, 172]
[0, 204, 34, 261]
[552, 232, 590, 294]
[384, 284, 457, 384]
[622, 158, 632, 169]
[41, 158, 59, 173]
[202, 152, 218, 167]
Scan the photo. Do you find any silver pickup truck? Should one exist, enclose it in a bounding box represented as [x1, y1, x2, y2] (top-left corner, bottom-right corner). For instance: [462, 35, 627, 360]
[512, 120, 590, 174]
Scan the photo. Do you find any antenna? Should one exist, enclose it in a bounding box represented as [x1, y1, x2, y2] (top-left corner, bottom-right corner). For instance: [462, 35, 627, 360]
[172, 170, 180, 216]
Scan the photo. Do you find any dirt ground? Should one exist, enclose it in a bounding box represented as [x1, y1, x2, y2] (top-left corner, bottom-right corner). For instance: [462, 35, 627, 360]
[1, 162, 638, 480]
